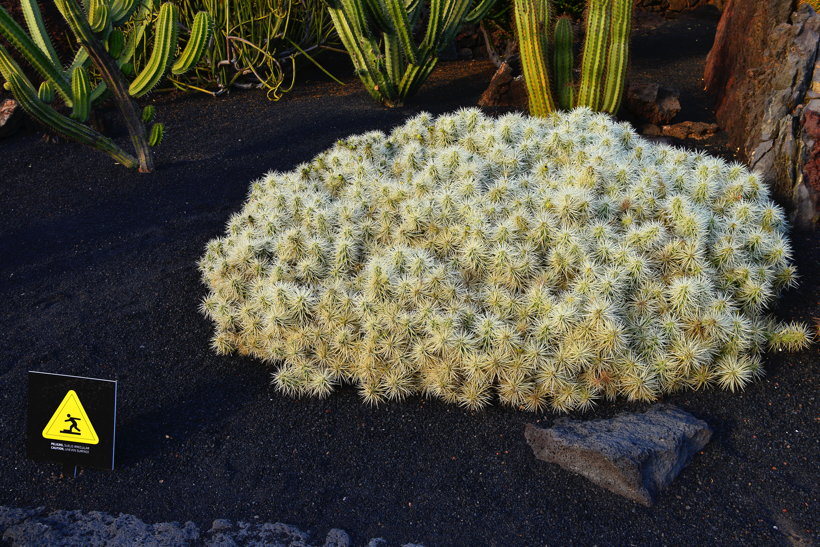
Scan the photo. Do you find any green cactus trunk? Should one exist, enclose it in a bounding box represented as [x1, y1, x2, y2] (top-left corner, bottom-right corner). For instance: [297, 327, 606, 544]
[515, 0, 633, 117]
[553, 16, 574, 111]
[600, 0, 632, 114]
[326, 0, 498, 107]
[514, 0, 556, 117]
[576, 0, 610, 111]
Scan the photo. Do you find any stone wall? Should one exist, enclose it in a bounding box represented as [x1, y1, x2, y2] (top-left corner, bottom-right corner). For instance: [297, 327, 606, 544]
[704, 1, 820, 228]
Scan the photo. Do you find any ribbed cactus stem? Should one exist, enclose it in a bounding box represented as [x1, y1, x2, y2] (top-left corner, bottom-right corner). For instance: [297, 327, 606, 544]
[553, 15, 574, 111]
[600, 0, 632, 114]
[70, 65, 90, 121]
[327, 0, 498, 107]
[171, 11, 212, 75]
[55, 0, 153, 171]
[0, 44, 137, 168]
[577, 0, 611, 111]
[87, 0, 110, 33]
[128, 2, 179, 98]
[110, 0, 139, 26]
[514, 0, 556, 117]
[20, 0, 61, 69]
[0, 5, 72, 104]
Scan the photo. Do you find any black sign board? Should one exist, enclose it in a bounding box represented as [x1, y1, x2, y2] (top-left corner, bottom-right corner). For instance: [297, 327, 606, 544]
[27, 371, 117, 471]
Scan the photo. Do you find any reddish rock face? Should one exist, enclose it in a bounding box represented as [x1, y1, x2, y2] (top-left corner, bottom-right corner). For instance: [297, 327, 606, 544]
[0, 98, 23, 139]
[704, 0, 820, 228]
[703, 0, 797, 154]
[803, 105, 820, 193]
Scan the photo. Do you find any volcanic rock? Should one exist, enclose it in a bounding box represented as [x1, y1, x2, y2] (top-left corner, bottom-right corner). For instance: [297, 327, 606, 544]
[525, 405, 712, 506]
[705, 1, 820, 228]
[625, 82, 681, 125]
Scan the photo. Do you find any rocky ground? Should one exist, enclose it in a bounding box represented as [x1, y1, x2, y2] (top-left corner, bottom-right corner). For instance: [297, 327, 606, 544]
[1, 506, 414, 547]
[1, 6, 818, 547]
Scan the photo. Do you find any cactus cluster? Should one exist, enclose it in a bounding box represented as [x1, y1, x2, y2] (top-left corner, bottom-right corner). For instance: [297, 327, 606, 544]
[0, 0, 211, 172]
[515, 0, 632, 116]
[326, 0, 497, 107]
[199, 108, 811, 412]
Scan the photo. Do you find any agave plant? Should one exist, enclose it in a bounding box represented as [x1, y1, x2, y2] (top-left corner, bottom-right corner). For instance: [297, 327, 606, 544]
[199, 108, 812, 413]
[514, 0, 632, 116]
[325, 0, 498, 107]
[0, 0, 212, 172]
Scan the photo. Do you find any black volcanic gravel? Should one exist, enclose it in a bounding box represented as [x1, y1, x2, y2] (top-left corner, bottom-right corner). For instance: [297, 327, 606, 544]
[1, 8, 817, 546]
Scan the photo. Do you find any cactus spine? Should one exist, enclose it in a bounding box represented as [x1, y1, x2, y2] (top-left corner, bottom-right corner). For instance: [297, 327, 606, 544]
[0, 0, 212, 172]
[326, 0, 498, 107]
[514, 0, 632, 116]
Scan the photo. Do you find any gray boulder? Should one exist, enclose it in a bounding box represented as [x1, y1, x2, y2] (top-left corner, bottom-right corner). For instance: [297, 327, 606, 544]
[525, 404, 712, 506]
[1, 506, 423, 546]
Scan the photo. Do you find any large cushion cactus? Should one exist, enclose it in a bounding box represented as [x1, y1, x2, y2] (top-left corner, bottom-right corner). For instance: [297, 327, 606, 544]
[199, 108, 811, 412]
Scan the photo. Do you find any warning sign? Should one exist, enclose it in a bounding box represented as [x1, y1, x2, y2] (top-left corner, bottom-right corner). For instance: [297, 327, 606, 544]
[27, 371, 117, 470]
[42, 390, 99, 444]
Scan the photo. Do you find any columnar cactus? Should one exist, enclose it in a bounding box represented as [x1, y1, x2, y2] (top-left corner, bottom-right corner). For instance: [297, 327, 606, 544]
[0, 0, 212, 172]
[515, 0, 633, 116]
[199, 108, 812, 413]
[325, 0, 498, 107]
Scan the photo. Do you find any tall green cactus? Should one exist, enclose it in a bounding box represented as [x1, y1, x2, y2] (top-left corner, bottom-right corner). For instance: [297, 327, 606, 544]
[326, 0, 498, 107]
[0, 0, 212, 172]
[514, 0, 632, 116]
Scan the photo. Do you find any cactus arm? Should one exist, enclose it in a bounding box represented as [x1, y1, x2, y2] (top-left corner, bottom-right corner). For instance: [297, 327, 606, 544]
[87, 0, 110, 34]
[148, 122, 164, 146]
[90, 81, 108, 102]
[110, 0, 139, 26]
[71, 65, 90, 121]
[514, 0, 556, 116]
[399, 56, 438, 100]
[362, 0, 391, 33]
[325, 2, 384, 104]
[553, 15, 574, 110]
[55, 0, 154, 171]
[406, 0, 424, 26]
[421, 0, 445, 55]
[0, 44, 137, 169]
[577, 0, 610, 111]
[118, 0, 154, 67]
[0, 5, 73, 104]
[439, 0, 472, 51]
[38, 80, 54, 102]
[465, 0, 498, 24]
[20, 0, 62, 70]
[68, 45, 90, 73]
[171, 11, 212, 75]
[128, 2, 179, 98]
[600, 0, 632, 114]
[329, 0, 399, 105]
[384, 31, 403, 85]
[385, 0, 419, 64]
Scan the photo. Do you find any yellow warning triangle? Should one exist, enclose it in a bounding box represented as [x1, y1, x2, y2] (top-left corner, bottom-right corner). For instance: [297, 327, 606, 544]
[42, 390, 99, 445]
